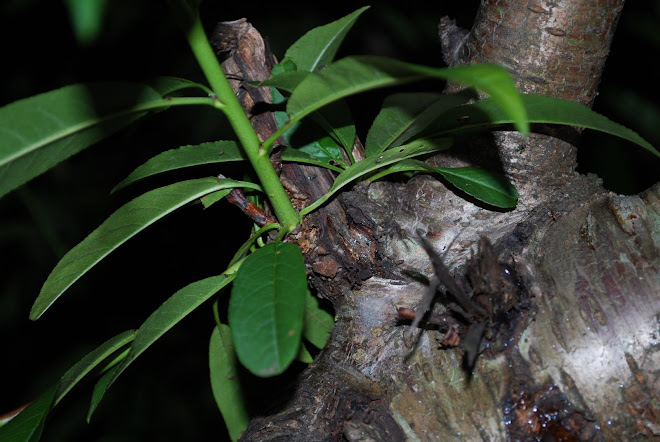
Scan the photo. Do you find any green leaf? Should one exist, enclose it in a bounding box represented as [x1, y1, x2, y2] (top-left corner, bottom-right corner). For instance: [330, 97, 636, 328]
[112, 141, 246, 193]
[365, 158, 431, 182]
[31, 177, 259, 319]
[0, 385, 56, 441]
[64, 0, 107, 46]
[274, 110, 347, 169]
[299, 135, 346, 167]
[365, 91, 473, 157]
[283, 6, 370, 72]
[88, 274, 234, 420]
[55, 330, 136, 406]
[201, 189, 233, 209]
[280, 147, 344, 172]
[87, 364, 120, 421]
[301, 137, 453, 216]
[433, 167, 518, 208]
[422, 93, 660, 158]
[229, 242, 307, 377]
[0, 82, 165, 199]
[366, 159, 518, 209]
[209, 324, 249, 442]
[259, 71, 310, 93]
[286, 56, 529, 135]
[310, 101, 356, 154]
[146, 76, 212, 96]
[271, 59, 298, 76]
[266, 77, 355, 158]
[0, 332, 134, 437]
[303, 292, 334, 349]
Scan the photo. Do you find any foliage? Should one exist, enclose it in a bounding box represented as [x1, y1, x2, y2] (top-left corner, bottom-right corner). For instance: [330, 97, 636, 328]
[0, 3, 657, 441]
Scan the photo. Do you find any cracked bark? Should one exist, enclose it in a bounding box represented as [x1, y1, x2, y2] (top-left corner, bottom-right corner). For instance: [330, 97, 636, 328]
[213, 1, 659, 440]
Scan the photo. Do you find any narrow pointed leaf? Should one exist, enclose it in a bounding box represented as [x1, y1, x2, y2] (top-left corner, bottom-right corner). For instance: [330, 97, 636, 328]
[88, 274, 234, 419]
[201, 189, 233, 209]
[146, 76, 211, 96]
[433, 167, 518, 208]
[283, 6, 370, 72]
[31, 177, 258, 319]
[274, 110, 347, 168]
[0, 83, 164, 199]
[301, 137, 453, 216]
[422, 93, 659, 158]
[281, 147, 344, 172]
[331, 138, 453, 194]
[365, 158, 432, 182]
[303, 292, 334, 349]
[310, 101, 356, 153]
[229, 242, 307, 377]
[228, 223, 281, 268]
[112, 141, 246, 193]
[365, 91, 473, 157]
[298, 135, 345, 167]
[55, 330, 136, 406]
[209, 324, 249, 441]
[259, 71, 310, 92]
[87, 364, 120, 421]
[0, 385, 56, 442]
[366, 160, 518, 209]
[286, 56, 528, 134]
[264, 77, 355, 156]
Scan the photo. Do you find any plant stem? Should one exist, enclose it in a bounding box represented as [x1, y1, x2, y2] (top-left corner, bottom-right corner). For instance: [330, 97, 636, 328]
[176, 6, 299, 232]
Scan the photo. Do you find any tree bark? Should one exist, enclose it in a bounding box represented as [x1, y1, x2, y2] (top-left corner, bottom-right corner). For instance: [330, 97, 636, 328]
[213, 1, 659, 440]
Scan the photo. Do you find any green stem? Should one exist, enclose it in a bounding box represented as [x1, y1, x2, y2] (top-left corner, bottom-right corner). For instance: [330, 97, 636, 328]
[172, 3, 299, 233]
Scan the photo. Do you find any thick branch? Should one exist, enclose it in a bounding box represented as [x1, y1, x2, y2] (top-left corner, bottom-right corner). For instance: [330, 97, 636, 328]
[438, 0, 625, 204]
[209, 5, 659, 440]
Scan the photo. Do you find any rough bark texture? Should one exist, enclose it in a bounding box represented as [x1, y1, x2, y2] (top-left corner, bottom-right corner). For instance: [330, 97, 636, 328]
[212, 1, 659, 440]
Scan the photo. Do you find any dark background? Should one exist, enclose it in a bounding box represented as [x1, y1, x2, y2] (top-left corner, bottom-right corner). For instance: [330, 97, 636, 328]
[1, 1, 658, 441]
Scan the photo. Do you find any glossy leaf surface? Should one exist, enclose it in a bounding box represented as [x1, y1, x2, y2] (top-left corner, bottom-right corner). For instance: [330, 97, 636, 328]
[368, 160, 519, 208]
[283, 6, 370, 72]
[422, 94, 659, 158]
[434, 166, 518, 208]
[112, 141, 246, 192]
[0, 82, 164, 199]
[365, 91, 473, 157]
[280, 147, 344, 172]
[301, 137, 453, 216]
[286, 57, 528, 135]
[229, 242, 307, 377]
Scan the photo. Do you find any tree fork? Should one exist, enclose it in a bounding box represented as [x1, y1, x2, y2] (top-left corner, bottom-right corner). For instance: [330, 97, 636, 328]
[211, 2, 659, 439]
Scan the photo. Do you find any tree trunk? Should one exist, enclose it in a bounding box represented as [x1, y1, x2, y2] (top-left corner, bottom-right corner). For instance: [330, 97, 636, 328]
[214, 1, 659, 440]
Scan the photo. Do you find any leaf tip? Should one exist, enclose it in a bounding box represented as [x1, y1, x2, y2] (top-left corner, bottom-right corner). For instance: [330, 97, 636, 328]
[29, 302, 46, 321]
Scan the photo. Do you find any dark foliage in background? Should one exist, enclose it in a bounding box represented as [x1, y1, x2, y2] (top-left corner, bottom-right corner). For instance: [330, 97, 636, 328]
[1, 1, 657, 440]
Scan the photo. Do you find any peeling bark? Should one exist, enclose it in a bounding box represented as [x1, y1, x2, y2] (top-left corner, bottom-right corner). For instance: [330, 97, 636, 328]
[211, 2, 659, 440]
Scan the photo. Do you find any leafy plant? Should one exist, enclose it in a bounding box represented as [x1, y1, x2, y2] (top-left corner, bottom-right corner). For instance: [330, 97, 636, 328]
[1, 3, 657, 441]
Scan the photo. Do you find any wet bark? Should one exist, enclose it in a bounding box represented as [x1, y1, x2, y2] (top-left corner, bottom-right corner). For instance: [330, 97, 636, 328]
[212, 1, 659, 440]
